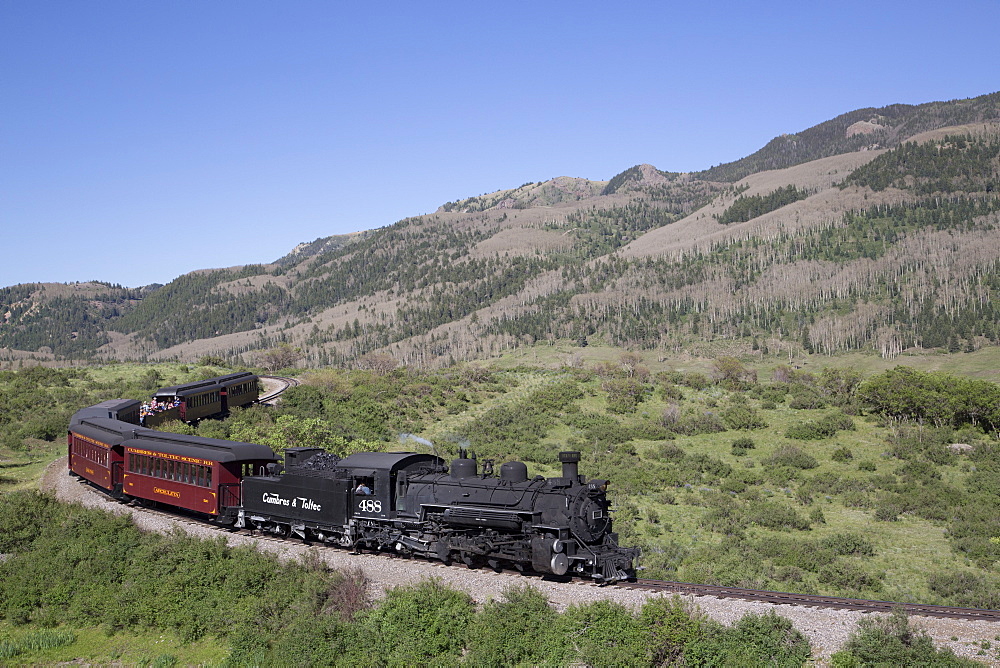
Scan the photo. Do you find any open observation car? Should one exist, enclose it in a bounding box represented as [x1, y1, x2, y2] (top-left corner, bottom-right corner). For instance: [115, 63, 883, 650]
[142, 372, 258, 427]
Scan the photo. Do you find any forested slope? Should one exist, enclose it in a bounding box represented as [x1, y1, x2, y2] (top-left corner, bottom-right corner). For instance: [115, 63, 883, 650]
[1, 92, 998, 368]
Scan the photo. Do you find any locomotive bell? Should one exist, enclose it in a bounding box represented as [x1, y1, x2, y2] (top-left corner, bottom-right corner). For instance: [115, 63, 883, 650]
[559, 451, 581, 481]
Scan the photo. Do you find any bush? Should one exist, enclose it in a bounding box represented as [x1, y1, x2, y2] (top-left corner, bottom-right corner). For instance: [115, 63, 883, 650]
[927, 571, 1000, 609]
[602, 378, 647, 414]
[821, 532, 876, 557]
[557, 600, 647, 667]
[349, 579, 474, 665]
[831, 446, 854, 462]
[721, 404, 768, 430]
[745, 501, 812, 531]
[818, 411, 856, 433]
[464, 585, 562, 667]
[759, 386, 788, 404]
[659, 383, 684, 401]
[673, 409, 727, 436]
[819, 560, 882, 592]
[684, 611, 812, 667]
[789, 384, 826, 409]
[766, 445, 820, 470]
[682, 372, 711, 390]
[656, 442, 685, 461]
[835, 608, 978, 667]
[638, 596, 706, 666]
[784, 422, 829, 440]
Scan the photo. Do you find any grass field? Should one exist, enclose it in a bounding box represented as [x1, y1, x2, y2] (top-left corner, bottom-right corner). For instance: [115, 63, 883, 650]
[0, 622, 228, 666]
[2, 347, 998, 633]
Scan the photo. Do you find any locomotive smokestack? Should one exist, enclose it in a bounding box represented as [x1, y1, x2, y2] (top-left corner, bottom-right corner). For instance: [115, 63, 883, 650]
[559, 451, 581, 480]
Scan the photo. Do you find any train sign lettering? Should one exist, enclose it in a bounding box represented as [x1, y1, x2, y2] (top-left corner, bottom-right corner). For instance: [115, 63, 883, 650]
[358, 499, 382, 513]
[153, 487, 181, 499]
[262, 492, 321, 512]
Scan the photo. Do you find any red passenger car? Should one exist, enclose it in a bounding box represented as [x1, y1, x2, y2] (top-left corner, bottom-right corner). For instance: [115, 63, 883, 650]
[67, 399, 142, 491]
[121, 431, 275, 515]
[69, 405, 276, 518]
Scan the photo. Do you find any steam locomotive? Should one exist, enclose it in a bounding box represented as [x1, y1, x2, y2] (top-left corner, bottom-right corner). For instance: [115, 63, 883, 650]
[68, 394, 639, 583]
[240, 447, 638, 582]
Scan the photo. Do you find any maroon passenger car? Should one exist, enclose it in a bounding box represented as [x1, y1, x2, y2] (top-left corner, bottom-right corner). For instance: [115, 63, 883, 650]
[69, 403, 276, 518]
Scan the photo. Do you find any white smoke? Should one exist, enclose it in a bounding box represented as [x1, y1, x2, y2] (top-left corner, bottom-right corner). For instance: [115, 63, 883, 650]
[399, 433, 434, 448]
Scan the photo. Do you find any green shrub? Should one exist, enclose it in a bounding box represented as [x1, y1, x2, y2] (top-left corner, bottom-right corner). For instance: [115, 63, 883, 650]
[349, 579, 474, 665]
[720, 478, 747, 494]
[638, 596, 706, 666]
[858, 460, 877, 472]
[557, 600, 647, 667]
[784, 411, 852, 440]
[818, 411, 856, 432]
[602, 378, 647, 414]
[789, 384, 826, 409]
[766, 445, 819, 470]
[464, 585, 562, 667]
[784, 421, 829, 440]
[684, 611, 812, 667]
[731, 436, 756, 453]
[721, 404, 768, 430]
[673, 409, 727, 436]
[745, 501, 812, 531]
[831, 446, 854, 462]
[760, 386, 788, 403]
[874, 502, 900, 521]
[656, 442, 685, 461]
[836, 608, 978, 667]
[928, 571, 1000, 609]
[819, 560, 883, 592]
[821, 532, 876, 557]
[682, 372, 711, 390]
[659, 383, 684, 401]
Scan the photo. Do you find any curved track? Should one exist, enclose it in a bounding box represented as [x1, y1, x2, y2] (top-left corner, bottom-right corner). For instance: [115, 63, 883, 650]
[616, 579, 1000, 622]
[80, 376, 1000, 625]
[257, 375, 301, 403]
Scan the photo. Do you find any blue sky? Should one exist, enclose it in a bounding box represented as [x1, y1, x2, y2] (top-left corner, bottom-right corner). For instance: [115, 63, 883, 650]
[3, 1, 998, 288]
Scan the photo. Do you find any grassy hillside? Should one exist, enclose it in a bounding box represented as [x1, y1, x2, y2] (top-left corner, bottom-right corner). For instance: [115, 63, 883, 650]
[3, 352, 999, 610]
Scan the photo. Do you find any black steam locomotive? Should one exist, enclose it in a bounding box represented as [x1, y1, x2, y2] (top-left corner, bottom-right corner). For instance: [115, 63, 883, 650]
[69, 396, 639, 583]
[239, 447, 638, 582]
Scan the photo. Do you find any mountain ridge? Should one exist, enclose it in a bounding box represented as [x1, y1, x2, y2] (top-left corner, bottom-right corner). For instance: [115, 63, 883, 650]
[2, 91, 999, 368]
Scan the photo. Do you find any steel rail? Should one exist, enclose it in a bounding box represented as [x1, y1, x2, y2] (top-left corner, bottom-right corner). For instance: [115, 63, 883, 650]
[257, 375, 301, 403]
[617, 579, 1000, 622]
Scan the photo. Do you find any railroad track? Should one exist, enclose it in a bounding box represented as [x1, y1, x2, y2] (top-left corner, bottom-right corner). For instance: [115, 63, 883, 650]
[617, 579, 1000, 622]
[103, 492, 1000, 623]
[111, 497, 1000, 622]
[258, 375, 301, 403]
[107, 490, 1000, 622]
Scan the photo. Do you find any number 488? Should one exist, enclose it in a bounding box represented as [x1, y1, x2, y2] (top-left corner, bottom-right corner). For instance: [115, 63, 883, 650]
[358, 499, 382, 513]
